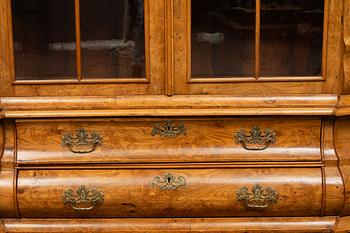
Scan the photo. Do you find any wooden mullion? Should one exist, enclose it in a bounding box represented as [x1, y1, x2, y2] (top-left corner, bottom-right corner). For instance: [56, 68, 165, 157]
[165, 0, 174, 96]
[74, 0, 82, 81]
[255, 0, 261, 80]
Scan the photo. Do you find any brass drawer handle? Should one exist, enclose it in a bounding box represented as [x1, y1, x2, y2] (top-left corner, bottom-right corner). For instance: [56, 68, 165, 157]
[234, 126, 276, 151]
[152, 173, 186, 191]
[152, 120, 186, 138]
[62, 185, 104, 211]
[61, 128, 103, 153]
[236, 184, 279, 210]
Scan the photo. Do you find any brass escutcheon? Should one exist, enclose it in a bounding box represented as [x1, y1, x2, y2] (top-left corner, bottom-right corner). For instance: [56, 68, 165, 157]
[152, 120, 186, 138]
[152, 173, 186, 191]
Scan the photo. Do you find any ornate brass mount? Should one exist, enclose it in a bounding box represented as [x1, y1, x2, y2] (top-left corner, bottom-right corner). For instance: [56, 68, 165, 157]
[61, 128, 103, 153]
[234, 126, 276, 151]
[62, 185, 104, 211]
[236, 184, 279, 210]
[152, 173, 186, 191]
[152, 120, 186, 138]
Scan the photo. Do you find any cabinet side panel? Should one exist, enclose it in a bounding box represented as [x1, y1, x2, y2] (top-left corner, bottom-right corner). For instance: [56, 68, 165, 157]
[335, 117, 350, 215]
[0, 120, 16, 218]
[0, 171, 16, 218]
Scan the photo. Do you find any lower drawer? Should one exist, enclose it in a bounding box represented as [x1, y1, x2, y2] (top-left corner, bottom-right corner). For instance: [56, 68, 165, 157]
[16, 168, 343, 218]
[1, 217, 341, 233]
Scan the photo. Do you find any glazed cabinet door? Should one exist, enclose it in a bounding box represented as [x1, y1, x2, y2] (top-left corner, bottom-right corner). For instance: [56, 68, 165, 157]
[172, 0, 343, 95]
[0, 0, 165, 96]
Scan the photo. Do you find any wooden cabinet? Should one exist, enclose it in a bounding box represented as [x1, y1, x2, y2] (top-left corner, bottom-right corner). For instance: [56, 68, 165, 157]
[1, 0, 350, 232]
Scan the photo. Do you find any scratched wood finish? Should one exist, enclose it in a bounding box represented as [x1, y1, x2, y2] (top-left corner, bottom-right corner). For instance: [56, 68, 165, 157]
[0, 217, 341, 233]
[16, 117, 322, 165]
[17, 168, 332, 218]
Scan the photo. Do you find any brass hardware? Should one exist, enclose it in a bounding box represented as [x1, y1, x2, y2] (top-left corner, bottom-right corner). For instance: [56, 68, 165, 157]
[234, 126, 276, 151]
[152, 173, 186, 191]
[152, 120, 186, 138]
[62, 185, 104, 211]
[61, 128, 103, 153]
[236, 184, 279, 210]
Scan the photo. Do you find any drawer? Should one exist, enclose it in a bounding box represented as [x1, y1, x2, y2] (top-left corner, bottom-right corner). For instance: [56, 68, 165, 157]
[16, 167, 342, 218]
[16, 117, 322, 165]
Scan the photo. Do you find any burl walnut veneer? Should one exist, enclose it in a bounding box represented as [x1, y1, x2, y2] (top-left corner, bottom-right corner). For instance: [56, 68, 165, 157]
[1, 0, 350, 232]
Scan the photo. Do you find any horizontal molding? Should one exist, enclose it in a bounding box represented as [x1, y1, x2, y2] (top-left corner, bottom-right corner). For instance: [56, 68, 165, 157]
[1, 108, 335, 118]
[0, 95, 344, 118]
[1, 217, 338, 232]
[1, 94, 350, 117]
[16, 161, 325, 170]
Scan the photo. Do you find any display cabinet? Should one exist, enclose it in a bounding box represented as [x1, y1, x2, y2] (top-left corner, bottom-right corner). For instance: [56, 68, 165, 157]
[1, 0, 350, 232]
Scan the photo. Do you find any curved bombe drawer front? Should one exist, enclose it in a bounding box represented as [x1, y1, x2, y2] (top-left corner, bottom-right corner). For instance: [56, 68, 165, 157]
[16, 117, 322, 165]
[16, 168, 343, 218]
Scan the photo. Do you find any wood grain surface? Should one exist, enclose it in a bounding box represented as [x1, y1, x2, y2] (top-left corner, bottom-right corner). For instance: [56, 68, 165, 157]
[0, 95, 340, 118]
[334, 117, 350, 216]
[16, 168, 329, 218]
[0, 217, 340, 233]
[0, 0, 165, 96]
[16, 117, 322, 165]
[0, 120, 17, 218]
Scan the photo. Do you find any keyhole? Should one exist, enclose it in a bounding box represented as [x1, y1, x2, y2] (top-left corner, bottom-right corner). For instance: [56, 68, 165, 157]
[167, 177, 171, 183]
[167, 125, 171, 131]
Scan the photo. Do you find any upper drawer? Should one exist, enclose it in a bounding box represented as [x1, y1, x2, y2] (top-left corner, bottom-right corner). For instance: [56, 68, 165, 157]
[16, 117, 321, 165]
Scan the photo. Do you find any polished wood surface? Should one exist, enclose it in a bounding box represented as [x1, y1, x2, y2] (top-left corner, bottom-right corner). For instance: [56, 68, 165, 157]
[334, 117, 350, 216]
[0, 121, 17, 218]
[16, 117, 321, 165]
[337, 95, 350, 116]
[0, 0, 350, 232]
[0, 217, 341, 233]
[0, 95, 339, 118]
[0, 0, 165, 96]
[0, 0, 347, 97]
[17, 168, 329, 218]
[173, 0, 343, 95]
[335, 216, 350, 233]
[343, 0, 350, 94]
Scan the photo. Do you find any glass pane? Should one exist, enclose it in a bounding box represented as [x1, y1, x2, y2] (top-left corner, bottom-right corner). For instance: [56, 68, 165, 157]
[12, 0, 76, 80]
[191, 0, 255, 78]
[80, 0, 145, 78]
[260, 0, 324, 76]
